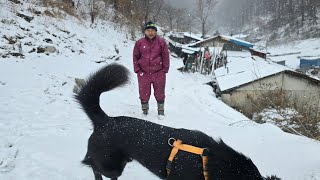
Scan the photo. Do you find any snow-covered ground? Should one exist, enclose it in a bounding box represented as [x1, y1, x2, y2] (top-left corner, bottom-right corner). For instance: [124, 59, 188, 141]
[1, 1, 320, 180]
[261, 38, 320, 70]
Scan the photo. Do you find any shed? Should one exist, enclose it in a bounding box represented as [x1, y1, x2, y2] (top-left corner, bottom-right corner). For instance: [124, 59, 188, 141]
[189, 35, 253, 51]
[169, 32, 203, 45]
[166, 33, 202, 57]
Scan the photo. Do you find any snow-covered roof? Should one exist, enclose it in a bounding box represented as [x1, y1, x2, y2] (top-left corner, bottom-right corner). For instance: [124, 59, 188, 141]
[170, 32, 203, 41]
[188, 35, 219, 47]
[232, 34, 248, 39]
[189, 35, 253, 48]
[165, 36, 201, 54]
[165, 36, 183, 47]
[181, 45, 200, 54]
[214, 51, 289, 92]
[182, 32, 203, 41]
[249, 47, 267, 54]
[220, 35, 253, 48]
[182, 49, 195, 54]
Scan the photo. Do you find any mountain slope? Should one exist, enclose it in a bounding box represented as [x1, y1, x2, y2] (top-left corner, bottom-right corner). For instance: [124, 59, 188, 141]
[1, 1, 320, 180]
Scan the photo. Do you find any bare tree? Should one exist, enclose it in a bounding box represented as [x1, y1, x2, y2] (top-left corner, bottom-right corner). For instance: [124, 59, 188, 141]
[110, 0, 118, 10]
[194, 0, 217, 37]
[87, 0, 105, 24]
[164, 8, 189, 32]
[163, 3, 175, 30]
[89, 0, 96, 24]
[151, 0, 164, 22]
[176, 9, 192, 32]
[93, 0, 191, 35]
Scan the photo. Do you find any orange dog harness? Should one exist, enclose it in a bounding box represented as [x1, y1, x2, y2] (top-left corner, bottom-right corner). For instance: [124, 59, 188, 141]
[166, 138, 209, 180]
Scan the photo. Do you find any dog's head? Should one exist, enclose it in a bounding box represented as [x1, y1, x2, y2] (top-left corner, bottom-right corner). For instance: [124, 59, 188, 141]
[207, 139, 281, 180]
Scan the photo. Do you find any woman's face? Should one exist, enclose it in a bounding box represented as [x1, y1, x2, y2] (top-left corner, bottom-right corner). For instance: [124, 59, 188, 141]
[145, 29, 157, 39]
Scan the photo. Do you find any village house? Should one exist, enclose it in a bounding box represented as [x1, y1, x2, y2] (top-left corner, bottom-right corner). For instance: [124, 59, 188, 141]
[166, 32, 203, 57]
[189, 35, 254, 51]
[168, 32, 203, 45]
[214, 52, 320, 117]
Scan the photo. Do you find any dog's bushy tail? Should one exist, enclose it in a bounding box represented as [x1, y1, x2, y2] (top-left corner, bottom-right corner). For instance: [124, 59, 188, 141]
[74, 63, 130, 128]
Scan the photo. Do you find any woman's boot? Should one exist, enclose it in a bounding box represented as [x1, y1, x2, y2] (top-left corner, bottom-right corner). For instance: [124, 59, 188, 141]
[141, 102, 149, 115]
[157, 102, 164, 116]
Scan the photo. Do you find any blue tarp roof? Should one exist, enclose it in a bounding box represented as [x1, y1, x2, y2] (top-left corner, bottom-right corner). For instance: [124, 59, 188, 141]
[229, 39, 253, 48]
[300, 58, 320, 69]
[220, 35, 254, 48]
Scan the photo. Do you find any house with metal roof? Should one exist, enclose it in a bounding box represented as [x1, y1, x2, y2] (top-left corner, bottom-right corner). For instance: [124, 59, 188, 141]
[189, 35, 254, 51]
[214, 51, 320, 117]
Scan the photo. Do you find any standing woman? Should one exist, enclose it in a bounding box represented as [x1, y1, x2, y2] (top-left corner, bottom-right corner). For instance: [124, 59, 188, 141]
[133, 21, 170, 116]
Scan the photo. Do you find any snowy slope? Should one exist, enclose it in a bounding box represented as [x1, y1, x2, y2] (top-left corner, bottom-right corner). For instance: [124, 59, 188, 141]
[259, 38, 320, 70]
[1, 1, 320, 180]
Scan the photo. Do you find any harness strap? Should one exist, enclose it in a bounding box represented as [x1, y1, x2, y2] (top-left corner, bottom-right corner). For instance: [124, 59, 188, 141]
[166, 141, 180, 175]
[166, 139, 209, 180]
[202, 156, 209, 178]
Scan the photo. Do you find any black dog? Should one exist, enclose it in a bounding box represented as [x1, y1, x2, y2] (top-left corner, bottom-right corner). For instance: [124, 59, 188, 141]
[75, 63, 280, 180]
